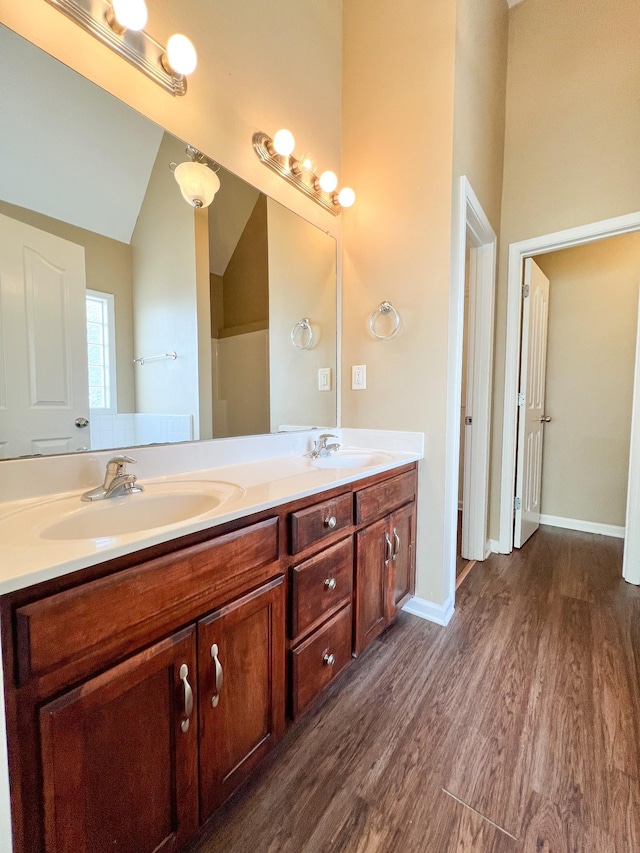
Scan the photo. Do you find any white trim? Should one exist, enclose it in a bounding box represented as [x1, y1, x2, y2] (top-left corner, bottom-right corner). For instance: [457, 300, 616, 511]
[444, 177, 497, 611]
[403, 595, 455, 627]
[499, 211, 640, 555]
[623, 285, 640, 583]
[539, 514, 625, 539]
[488, 539, 501, 554]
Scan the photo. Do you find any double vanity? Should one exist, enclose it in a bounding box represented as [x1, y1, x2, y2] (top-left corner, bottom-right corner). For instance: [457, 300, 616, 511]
[0, 428, 422, 852]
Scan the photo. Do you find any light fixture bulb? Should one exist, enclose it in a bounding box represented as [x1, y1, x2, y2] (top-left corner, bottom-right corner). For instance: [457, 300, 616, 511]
[298, 152, 317, 173]
[174, 161, 220, 208]
[111, 0, 148, 31]
[318, 170, 338, 193]
[165, 34, 198, 76]
[337, 187, 356, 208]
[273, 129, 296, 156]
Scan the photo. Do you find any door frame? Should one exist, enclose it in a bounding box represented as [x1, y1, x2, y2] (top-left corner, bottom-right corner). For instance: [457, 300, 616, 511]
[498, 210, 640, 584]
[444, 177, 497, 609]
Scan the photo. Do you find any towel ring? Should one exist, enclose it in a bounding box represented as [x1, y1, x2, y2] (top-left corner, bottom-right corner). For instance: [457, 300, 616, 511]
[369, 301, 401, 340]
[291, 318, 314, 350]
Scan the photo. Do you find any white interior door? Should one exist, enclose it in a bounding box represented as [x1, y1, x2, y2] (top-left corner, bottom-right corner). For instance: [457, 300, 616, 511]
[0, 213, 90, 458]
[514, 257, 550, 547]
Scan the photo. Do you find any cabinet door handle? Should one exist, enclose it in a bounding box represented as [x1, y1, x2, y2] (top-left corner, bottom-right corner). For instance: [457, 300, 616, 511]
[323, 652, 336, 666]
[384, 532, 393, 566]
[179, 663, 193, 733]
[324, 515, 337, 529]
[393, 528, 401, 561]
[324, 577, 337, 591]
[210, 643, 224, 708]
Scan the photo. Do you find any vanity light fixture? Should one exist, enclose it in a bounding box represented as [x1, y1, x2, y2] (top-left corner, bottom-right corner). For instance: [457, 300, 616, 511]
[45, 0, 197, 96]
[171, 146, 221, 208]
[253, 130, 355, 216]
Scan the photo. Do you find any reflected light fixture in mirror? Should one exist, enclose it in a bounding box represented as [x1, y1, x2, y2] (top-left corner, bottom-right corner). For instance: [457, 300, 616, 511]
[171, 145, 221, 208]
[45, 0, 197, 96]
[253, 129, 355, 216]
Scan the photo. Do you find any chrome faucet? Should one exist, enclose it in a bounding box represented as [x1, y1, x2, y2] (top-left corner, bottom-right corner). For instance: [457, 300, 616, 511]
[307, 433, 341, 459]
[81, 455, 144, 502]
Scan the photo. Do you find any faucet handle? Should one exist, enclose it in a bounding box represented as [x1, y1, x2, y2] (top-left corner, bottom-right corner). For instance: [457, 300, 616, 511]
[106, 455, 137, 473]
[318, 433, 338, 440]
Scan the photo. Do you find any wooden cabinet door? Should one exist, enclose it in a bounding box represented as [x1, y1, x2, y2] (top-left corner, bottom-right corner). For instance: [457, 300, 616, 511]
[388, 502, 416, 618]
[354, 517, 390, 654]
[39, 626, 198, 853]
[198, 576, 285, 823]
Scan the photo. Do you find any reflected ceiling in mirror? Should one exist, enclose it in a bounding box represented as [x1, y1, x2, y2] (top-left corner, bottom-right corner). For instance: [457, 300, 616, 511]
[0, 24, 337, 461]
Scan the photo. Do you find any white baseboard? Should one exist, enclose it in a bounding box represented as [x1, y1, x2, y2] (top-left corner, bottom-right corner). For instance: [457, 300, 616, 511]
[402, 595, 454, 626]
[540, 514, 625, 539]
[488, 538, 501, 553]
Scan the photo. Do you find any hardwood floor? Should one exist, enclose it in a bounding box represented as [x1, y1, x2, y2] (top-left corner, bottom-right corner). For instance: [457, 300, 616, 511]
[189, 527, 640, 852]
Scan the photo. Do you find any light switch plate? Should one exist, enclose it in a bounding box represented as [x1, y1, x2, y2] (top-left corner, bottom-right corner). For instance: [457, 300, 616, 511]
[352, 364, 366, 390]
[318, 367, 332, 391]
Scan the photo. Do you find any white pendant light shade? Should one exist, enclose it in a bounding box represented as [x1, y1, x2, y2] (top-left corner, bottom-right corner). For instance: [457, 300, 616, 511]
[174, 161, 220, 208]
[110, 0, 148, 31]
[166, 34, 198, 76]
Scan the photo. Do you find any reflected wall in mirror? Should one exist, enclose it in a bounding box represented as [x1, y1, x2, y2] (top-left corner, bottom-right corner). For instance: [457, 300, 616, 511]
[0, 24, 337, 460]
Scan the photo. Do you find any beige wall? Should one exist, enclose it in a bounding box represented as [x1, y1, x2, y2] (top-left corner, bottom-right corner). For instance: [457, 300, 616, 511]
[0, 200, 135, 412]
[452, 0, 508, 232]
[490, 0, 640, 538]
[268, 199, 337, 431]
[0, 3, 343, 242]
[221, 195, 269, 334]
[536, 234, 640, 527]
[131, 133, 206, 432]
[342, 0, 507, 604]
[342, 0, 457, 603]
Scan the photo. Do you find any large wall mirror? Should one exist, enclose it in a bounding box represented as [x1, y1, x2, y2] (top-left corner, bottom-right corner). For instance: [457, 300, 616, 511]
[0, 24, 337, 461]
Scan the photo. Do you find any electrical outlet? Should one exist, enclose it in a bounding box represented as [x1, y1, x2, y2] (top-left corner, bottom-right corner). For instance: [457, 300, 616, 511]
[352, 364, 366, 390]
[318, 367, 332, 391]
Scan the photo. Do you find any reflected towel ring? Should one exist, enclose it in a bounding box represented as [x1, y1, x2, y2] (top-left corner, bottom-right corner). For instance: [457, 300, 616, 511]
[369, 301, 401, 340]
[291, 318, 314, 350]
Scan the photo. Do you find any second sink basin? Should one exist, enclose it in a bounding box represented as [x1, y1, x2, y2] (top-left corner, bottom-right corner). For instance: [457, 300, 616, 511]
[311, 450, 392, 470]
[39, 481, 245, 541]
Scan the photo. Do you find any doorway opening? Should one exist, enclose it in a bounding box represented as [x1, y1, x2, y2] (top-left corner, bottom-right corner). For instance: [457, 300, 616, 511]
[444, 178, 497, 606]
[499, 211, 640, 585]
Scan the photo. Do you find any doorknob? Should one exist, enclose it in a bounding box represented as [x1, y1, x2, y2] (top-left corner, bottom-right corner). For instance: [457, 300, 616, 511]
[540, 415, 552, 423]
[75, 417, 89, 428]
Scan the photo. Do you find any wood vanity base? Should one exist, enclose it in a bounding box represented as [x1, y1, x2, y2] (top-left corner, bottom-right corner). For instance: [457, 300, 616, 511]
[1, 462, 417, 853]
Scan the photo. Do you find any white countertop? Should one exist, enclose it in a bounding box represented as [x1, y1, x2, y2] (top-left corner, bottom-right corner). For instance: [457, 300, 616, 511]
[0, 430, 422, 595]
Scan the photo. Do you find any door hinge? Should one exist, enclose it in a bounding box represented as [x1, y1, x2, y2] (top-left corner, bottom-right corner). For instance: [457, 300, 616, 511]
[514, 496, 521, 511]
[518, 392, 525, 406]
[522, 283, 530, 298]
[465, 416, 473, 426]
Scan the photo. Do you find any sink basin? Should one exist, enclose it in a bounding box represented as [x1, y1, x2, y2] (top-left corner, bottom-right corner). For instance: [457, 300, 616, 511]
[311, 450, 392, 470]
[39, 481, 245, 541]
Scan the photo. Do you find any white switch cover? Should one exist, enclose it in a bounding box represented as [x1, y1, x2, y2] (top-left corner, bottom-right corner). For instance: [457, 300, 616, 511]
[318, 367, 332, 391]
[352, 364, 366, 390]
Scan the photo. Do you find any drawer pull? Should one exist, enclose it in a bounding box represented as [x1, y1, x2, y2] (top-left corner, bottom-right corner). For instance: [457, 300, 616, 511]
[324, 515, 337, 529]
[210, 643, 224, 708]
[324, 577, 337, 591]
[393, 528, 401, 561]
[323, 652, 336, 667]
[179, 663, 193, 733]
[384, 532, 393, 567]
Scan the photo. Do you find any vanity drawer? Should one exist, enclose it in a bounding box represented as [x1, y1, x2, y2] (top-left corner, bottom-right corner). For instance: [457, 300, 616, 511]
[355, 469, 417, 526]
[290, 537, 353, 641]
[15, 517, 279, 692]
[290, 604, 352, 718]
[289, 493, 352, 554]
